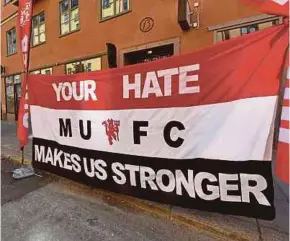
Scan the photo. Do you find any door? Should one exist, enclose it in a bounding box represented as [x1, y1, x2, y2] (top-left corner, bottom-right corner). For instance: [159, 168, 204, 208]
[14, 83, 21, 121]
[123, 44, 174, 66]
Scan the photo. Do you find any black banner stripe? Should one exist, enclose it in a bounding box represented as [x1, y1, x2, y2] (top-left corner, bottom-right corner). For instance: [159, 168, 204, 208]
[32, 137, 275, 220]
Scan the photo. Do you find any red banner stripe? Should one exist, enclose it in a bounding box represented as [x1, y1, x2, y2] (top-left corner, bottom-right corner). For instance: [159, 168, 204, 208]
[240, 0, 289, 16]
[275, 142, 289, 183]
[28, 24, 288, 111]
[279, 120, 290, 129]
[282, 99, 289, 106]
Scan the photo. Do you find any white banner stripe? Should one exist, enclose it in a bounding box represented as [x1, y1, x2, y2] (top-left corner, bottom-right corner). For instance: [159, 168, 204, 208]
[287, 66, 290, 79]
[281, 107, 290, 121]
[30, 96, 277, 161]
[279, 128, 290, 144]
[284, 88, 290, 100]
[272, 0, 288, 5]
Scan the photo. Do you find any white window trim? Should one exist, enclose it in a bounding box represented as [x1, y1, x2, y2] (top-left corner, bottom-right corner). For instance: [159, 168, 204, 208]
[119, 37, 180, 67]
[65, 57, 102, 74]
[208, 14, 282, 44]
[30, 67, 53, 75]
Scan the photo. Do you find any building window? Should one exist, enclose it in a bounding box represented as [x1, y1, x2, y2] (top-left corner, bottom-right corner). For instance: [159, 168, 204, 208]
[6, 28, 16, 56]
[124, 44, 174, 66]
[32, 12, 46, 46]
[4, 0, 13, 4]
[5, 75, 21, 115]
[101, 0, 130, 20]
[30, 67, 53, 75]
[65, 57, 101, 74]
[216, 20, 280, 43]
[60, 0, 80, 35]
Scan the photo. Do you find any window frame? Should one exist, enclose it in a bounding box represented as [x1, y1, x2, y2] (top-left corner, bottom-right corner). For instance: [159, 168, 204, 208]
[4, 74, 21, 114]
[6, 27, 17, 56]
[100, 0, 131, 22]
[240, 24, 258, 36]
[30, 67, 53, 75]
[120, 38, 180, 67]
[210, 15, 282, 44]
[32, 11, 46, 47]
[219, 20, 275, 41]
[4, 0, 13, 5]
[65, 57, 102, 74]
[59, 0, 80, 36]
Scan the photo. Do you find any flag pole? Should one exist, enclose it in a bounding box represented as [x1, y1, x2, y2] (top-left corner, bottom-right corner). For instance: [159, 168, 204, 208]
[272, 20, 289, 155]
[13, 0, 35, 179]
[21, 146, 24, 166]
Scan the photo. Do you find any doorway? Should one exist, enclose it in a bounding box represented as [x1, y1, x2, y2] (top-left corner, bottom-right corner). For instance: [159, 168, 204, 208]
[124, 44, 174, 66]
[120, 38, 180, 66]
[14, 83, 21, 121]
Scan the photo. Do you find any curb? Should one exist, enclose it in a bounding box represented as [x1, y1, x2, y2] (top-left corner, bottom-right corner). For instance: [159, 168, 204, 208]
[1, 154, 32, 166]
[1, 154, 251, 241]
[53, 175, 253, 241]
[91, 189, 251, 241]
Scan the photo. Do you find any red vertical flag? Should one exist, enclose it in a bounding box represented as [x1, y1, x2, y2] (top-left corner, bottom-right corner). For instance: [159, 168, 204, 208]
[240, 0, 289, 16]
[275, 58, 290, 184]
[239, 0, 289, 184]
[17, 0, 33, 148]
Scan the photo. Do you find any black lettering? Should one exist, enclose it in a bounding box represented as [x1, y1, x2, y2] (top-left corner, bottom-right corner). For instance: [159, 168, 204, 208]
[59, 118, 72, 137]
[79, 120, 92, 140]
[133, 121, 148, 144]
[163, 121, 185, 148]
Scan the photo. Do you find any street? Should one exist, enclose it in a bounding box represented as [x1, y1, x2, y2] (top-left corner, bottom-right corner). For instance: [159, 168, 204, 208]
[1, 158, 216, 241]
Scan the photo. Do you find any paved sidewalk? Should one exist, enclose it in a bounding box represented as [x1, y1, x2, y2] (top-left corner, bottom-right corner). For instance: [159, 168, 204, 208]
[1, 121, 32, 161]
[1, 121, 289, 240]
[1, 158, 216, 241]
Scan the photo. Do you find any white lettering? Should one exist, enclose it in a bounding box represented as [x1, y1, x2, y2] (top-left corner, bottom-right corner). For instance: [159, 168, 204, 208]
[63, 152, 72, 170]
[72, 82, 84, 101]
[156, 169, 175, 192]
[95, 159, 108, 180]
[142, 72, 163, 98]
[52, 80, 97, 102]
[34, 145, 45, 162]
[52, 83, 63, 101]
[84, 80, 97, 101]
[195, 172, 219, 201]
[123, 64, 200, 99]
[179, 64, 200, 94]
[219, 174, 241, 202]
[176, 170, 195, 198]
[53, 149, 63, 168]
[157, 68, 178, 96]
[125, 164, 139, 186]
[140, 166, 158, 190]
[123, 74, 141, 99]
[83, 158, 95, 178]
[112, 162, 126, 185]
[240, 174, 270, 206]
[61, 82, 73, 101]
[45, 147, 53, 165]
[71, 154, 81, 173]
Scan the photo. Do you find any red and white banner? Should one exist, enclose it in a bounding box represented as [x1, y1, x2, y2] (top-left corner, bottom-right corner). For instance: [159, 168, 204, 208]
[27, 24, 288, 220]
[240, 0, 289, 16]
[17, 0, 33, 148]
[275, 58, 290, 184]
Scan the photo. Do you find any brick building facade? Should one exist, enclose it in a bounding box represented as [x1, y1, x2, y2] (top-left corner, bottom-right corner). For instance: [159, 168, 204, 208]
[1, 0, 282, 121]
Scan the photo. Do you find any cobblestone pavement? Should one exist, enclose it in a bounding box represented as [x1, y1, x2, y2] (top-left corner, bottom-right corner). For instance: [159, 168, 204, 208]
[1, 158, 218, 241]
[1, 121, 32, 160]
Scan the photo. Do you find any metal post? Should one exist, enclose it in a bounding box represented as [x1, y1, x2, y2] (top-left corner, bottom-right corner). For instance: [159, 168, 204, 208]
[21, 146, 24, 166]
[12, 138, 35, 180]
